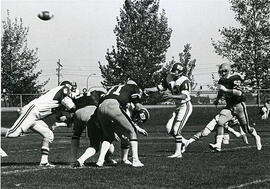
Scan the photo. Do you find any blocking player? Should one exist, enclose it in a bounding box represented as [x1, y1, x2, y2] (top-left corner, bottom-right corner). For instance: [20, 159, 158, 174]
[2, 81, 76, 167]
[145, 63, 193, 158]
[209, 63, 262, 152]
[73, 103, 149, 168]
[95, 80, 146, 167]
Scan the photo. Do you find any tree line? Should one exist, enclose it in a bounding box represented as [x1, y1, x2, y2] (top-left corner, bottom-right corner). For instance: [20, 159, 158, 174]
[2, 0, 270, 103]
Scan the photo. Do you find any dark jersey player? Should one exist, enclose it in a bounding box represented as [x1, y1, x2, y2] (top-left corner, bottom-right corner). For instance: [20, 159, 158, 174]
[96, 80, 146, 167]
[209, 63, 262, 151]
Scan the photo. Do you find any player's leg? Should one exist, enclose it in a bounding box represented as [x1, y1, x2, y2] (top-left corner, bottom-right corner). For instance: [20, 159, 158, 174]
[236, 102, 262, 150]
[168, 101, 192, 158]
[183, 115, 219, 153]
[209, 109, 232, 152]
[0, 147, 8, 157]
[5, 104, 37, 138]
[31, 120, 55, 167]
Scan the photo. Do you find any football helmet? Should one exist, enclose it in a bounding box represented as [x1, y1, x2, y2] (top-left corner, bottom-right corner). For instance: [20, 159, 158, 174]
[132, 107, 150, 124]
[60, 80, 72, 89]
[218, 63, 231, 78]
[170, 63, 185, 79]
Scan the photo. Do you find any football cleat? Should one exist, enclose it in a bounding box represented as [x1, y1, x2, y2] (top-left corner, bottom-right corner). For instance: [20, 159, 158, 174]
[181, 139, 190, 153]
[167, 153, 182, 158]
[241, 134, 249, 144]
[132, 160, 144, 167]
[95, 161, 104, 167]
[121, 159, 132, 165]
[255, 135, 262, 151]
[39, 162, 56, 168]
[209, 143, 221, 152]
[72, 161, 84, 168]
[104, 157, 117, 165]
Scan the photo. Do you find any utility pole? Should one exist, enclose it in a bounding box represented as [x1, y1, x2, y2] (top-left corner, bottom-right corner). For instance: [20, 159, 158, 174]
[56, 59, 63, 85]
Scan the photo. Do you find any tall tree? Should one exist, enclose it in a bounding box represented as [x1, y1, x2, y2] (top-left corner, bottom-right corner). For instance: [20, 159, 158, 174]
[1, 11, 47, 95]
[212, 0, 270, 89]
[99, 0, 172, 89]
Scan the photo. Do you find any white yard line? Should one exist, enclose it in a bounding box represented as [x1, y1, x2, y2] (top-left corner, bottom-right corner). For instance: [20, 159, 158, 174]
[226, 178, 270, 189]
[1, 167, 53, 175]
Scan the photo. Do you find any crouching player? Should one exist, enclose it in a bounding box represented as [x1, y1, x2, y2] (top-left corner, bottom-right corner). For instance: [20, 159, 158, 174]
[94, 80, 148, 167]
[2, 81, 76, 167]
[73, 103, 149, 168]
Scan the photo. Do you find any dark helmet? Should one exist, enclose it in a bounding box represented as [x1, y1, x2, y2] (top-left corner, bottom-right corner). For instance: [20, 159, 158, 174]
[60, 80, 72, 87]
[132, 107, 150, 124]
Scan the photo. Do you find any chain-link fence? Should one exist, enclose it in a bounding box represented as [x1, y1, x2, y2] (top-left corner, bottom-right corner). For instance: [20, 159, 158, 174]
[1, 89, 270, 107]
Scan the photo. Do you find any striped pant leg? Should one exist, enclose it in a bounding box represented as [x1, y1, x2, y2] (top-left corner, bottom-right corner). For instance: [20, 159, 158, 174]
[173, 101, 193, 136]
[6, 104, 38, 137]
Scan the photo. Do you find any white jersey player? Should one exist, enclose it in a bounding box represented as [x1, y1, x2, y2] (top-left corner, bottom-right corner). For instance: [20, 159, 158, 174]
[145, 63, 193, 158]
[3, 81, 76, 167]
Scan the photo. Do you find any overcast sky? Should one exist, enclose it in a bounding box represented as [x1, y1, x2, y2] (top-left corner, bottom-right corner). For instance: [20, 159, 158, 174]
[1, 0, 237, 91]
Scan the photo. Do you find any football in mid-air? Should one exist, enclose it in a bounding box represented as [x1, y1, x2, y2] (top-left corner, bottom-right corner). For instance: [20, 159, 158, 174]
[37, 11, 54, 21]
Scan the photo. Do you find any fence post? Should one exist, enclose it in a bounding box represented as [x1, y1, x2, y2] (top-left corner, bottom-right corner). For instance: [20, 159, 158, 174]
[20, 94, 23, 108]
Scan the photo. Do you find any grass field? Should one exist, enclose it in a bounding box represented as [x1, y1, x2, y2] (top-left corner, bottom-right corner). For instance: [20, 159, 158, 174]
[1, 106, 270, 189]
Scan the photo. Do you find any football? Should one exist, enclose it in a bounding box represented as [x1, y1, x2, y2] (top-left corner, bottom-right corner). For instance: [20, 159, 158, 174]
[37, 11, 54, 21]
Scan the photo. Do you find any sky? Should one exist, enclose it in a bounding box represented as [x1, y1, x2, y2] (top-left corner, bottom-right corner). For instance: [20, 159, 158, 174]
[1, 0, 237, 91]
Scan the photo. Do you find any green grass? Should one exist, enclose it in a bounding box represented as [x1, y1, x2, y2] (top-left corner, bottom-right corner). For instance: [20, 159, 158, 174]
[1, 106, 270, 189]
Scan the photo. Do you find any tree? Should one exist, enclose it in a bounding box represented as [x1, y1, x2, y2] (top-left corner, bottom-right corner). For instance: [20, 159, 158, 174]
[1, 11, 48, 104]
[212, 0, 270, 89]
[99, 0, 172, 89]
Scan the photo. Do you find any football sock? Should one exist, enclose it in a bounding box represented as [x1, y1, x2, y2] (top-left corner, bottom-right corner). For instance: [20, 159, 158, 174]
[97, 141, 111, 164]
[40, 147, 49, 164]
[130, 140, 139, 162]
[175, 136, 182, 154]
[77, 147, 96, 165]
[71, 138, 80, 162]
[251, 128, 259, 137]
[121, 148, 129, 161]
[216, 135, 223, 148]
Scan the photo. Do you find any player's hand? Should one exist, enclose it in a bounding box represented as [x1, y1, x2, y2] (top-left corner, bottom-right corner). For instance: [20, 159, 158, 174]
[163, 92, 172, 99]
[138, 128, 148, 136]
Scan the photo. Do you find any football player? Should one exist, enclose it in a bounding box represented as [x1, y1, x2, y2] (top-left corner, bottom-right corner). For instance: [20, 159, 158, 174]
[181, 114, 247, 153]
[95, 80, 147, 167]
[73, 103, 149, 168]
[209, 63, 262, 152]
[3, 81, 76, 167]
[145, 63, 193, 158]
[260, 97, 270, 120]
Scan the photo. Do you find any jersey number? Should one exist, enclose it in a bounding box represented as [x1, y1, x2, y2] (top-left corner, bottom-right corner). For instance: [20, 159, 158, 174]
[106, 85, 124, 96]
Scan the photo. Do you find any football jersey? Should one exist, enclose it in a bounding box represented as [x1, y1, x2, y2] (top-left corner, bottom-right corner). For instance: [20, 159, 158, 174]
[102, 84, 142, 108]
[74, 95, 99, 109]
[30, 86, 72, 118]
[161, 74, 191, 104]
[218, 74, 245, 105]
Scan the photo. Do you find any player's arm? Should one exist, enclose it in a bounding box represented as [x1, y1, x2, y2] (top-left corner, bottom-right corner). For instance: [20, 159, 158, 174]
[133, 123, 148, 136]
[218, 85, 242, 96]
